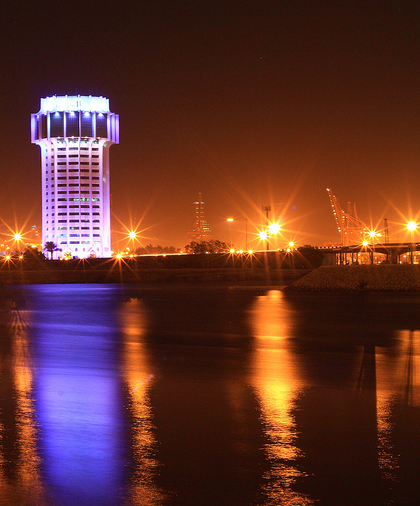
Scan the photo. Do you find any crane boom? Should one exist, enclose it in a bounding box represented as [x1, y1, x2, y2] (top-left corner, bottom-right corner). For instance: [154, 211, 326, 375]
[326, 188, 368, 245]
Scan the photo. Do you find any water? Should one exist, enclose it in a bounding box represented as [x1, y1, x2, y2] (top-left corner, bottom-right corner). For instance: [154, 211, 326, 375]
[1, 284, 420, 505]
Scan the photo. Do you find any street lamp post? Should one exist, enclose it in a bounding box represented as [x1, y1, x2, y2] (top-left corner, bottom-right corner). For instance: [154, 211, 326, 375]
[227, 217, 248, 251]
[368, 230, 377, 265]
[407, 221, 417, 264]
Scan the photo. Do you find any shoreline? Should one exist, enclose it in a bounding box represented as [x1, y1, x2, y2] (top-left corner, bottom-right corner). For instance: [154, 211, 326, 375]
[0, 267, 311, 286]
[288, 264, 420, 291]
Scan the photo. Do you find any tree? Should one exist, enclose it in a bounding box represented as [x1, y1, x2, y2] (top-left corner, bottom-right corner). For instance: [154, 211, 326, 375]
[134, 244, 178, 255]
[22, 248, 46, 268]
[184, 240, 229, 254]
[44, 241, 59, 260]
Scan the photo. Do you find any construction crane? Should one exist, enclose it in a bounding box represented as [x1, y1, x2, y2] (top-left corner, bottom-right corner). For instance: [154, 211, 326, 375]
[326, 188, 368, 246]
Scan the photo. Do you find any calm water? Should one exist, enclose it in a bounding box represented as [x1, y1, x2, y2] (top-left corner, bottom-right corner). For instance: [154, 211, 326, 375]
[1, 284, 420, 506]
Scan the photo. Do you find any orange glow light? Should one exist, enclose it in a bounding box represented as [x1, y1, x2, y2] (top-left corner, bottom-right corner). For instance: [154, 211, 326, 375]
[268, 223, 281, 235]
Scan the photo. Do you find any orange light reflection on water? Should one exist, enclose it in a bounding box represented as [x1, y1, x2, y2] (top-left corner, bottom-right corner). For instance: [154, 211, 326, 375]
[376, 329, 420, 482]
[0, 304, 49, 504]
[248, 290, 313, 506]
[120, 297, 166, 506]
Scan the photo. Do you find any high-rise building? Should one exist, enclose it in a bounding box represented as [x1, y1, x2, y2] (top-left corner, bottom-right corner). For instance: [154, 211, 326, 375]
[189, 192, 211, 241]
[31, 95, 119, 258]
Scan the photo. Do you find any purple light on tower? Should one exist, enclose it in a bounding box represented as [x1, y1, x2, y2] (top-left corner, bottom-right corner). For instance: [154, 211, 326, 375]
[31, 95, 119, 258]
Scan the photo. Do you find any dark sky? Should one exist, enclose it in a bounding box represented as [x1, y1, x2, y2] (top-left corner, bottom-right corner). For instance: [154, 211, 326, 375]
[1, 0, 420, 249]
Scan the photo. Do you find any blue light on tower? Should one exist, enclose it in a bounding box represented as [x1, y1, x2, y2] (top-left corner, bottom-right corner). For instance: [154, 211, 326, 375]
[31, 95, 119, 258]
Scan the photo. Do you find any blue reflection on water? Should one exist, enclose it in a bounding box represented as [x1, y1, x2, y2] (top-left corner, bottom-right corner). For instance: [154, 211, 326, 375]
[28, 285, 128, 506]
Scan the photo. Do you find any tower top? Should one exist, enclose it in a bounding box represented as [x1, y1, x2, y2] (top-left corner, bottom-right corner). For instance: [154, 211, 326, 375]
[38, 95, 110, 114]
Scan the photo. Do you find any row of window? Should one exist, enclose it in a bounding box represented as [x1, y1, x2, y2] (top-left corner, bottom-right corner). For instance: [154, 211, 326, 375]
[56, 183, 100, 187]
[57, 146, 100, 151]
[60, 241, 99, 247]
[56, 162, 100, 166]
[58, 234, 100, 237]
[58, 227, 100, 230]
[45, 169, 100, 175]
[57, 154, 99, 158]
[56, 191, 100, 195]
[49, 176, 98, 180]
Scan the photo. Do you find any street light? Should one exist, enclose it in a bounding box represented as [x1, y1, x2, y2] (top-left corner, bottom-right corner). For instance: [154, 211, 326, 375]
[407, 222, 418, 264]
[227, 217, 248, 250]
[268, 222, 281, 235]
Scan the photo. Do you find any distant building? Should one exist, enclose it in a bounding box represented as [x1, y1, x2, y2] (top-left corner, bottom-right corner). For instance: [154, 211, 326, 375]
[31, 95, 119, 258]
[28, 225, 41, 249]
[189, 192, 211, 241]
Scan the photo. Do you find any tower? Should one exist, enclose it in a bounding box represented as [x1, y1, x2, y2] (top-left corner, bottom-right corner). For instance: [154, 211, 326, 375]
[189, 192, 211, 241]
[31, 95, 119, 258]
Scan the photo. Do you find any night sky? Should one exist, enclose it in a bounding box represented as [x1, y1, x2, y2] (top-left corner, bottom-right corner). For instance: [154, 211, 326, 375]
[1, 1, 420, 250]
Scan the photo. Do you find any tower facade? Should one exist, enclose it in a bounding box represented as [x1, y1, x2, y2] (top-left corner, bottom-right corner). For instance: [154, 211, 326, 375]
[189, 192, 211, 241]
[31, 95, 119, 258]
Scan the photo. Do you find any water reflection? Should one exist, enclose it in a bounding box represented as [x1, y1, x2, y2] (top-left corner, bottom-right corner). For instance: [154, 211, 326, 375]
[137, 287, 262, 506]
[248, 290, 313, 505]
[2, 285, 420, 505]
[119, 296, 166, 505]
[0, 297, 49, 505]
[376, 329, 420, 502]
[29, 286, 128, 506]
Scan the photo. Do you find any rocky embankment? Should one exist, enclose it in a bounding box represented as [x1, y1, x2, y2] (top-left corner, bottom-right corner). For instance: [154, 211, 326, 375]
[0, 267, 311, 285]
[288, 264, 420, 291]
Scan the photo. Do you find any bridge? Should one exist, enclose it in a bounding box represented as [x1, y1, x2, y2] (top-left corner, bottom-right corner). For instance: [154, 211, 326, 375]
[327, 242, 420, 265]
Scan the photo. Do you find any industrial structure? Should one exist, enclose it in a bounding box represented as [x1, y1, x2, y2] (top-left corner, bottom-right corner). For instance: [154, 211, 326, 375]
[326, 188, 368, 246]
[189, 192, 211, 241]
[31, 95, 119, 258]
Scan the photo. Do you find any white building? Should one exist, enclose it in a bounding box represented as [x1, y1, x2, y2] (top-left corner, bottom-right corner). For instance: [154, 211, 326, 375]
[31, 95, 119, 258]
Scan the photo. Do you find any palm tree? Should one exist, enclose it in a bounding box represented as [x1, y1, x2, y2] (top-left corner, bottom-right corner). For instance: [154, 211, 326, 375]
[44, 241, 59, 260]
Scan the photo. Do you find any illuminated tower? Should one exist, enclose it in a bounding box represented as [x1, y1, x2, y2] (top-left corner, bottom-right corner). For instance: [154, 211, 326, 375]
[31, 95, 119, 258]
[189, 192, 211, 241]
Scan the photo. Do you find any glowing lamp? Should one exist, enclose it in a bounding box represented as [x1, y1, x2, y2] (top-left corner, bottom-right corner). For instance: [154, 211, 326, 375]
[14, 233, 22, 241]
[268, 223, 281, 235]
[407, 222, 417, 232]
[259, 230, 268, 240]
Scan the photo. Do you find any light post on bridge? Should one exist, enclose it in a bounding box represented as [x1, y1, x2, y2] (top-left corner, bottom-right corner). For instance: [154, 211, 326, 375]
[407, 221, 418, 264]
